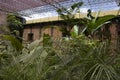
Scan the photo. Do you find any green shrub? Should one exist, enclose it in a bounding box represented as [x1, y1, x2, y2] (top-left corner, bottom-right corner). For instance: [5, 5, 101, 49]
[0, 34, 120, 80]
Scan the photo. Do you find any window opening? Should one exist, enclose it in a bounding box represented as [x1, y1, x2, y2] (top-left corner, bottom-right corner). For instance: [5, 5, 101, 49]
[28, 33, 33, 42]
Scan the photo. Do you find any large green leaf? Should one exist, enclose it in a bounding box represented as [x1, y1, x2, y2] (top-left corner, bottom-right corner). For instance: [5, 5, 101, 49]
[3, 35, 23, 51]
[27, 39, 42, 50]
[95, 15, 116, 27]
[85, 15, 116, 34]
[71, 2, 83, 10]
[92, 15, 116, 33]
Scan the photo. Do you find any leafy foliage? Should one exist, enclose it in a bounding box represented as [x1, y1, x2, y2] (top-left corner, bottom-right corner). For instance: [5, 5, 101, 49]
[0, 2, 120, 80]
[0, 34, 120, 80]
[57, 2, 83, 20]
[57, 2, 83, 36]
[7, 14, 24, 42]
[83, 10, 117, 37]
[2, 35, 23, 51]
[57, 2, 117, 38]
[7, 14, 22, 29]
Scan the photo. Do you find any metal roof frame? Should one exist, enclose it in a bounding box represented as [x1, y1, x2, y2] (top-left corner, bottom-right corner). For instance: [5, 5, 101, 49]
[0, 0, 119, 20]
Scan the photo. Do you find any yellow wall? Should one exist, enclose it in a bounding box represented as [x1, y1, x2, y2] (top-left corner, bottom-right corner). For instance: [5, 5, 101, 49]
[26, 10, 120, 24]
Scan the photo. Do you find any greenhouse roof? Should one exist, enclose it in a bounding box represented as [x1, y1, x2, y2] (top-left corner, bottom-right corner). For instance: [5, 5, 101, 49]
[0, 0, 120, 21]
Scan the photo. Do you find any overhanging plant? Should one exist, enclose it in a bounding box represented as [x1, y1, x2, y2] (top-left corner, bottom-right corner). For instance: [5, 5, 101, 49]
[7, 14, 24, 42]
[57, 2, 83, 37]
[82, 9, 117, 38]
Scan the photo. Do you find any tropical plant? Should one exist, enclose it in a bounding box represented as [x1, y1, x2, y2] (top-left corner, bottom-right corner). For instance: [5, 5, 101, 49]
[57, 2, 117, 39]
[57, 2, 83, 37]
[0, 34, 120, 80]
[82, 9, 117, 38]
[0, 2, 119, 80]
[7, 14, 24, 42]
[0, 25, 10, 34]
[2, 35, 23, 51]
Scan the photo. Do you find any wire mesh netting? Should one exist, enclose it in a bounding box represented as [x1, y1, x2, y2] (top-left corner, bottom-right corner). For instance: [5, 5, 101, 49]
[0, 0, 119, 20]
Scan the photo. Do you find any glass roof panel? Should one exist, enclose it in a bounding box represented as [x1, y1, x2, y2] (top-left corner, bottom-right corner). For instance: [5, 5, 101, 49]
[19, 0, 119, 20]
[0, 0, 65, 14]
[0, 0, 119, 20]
